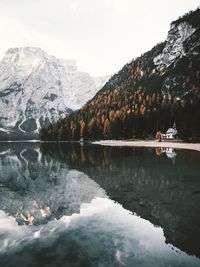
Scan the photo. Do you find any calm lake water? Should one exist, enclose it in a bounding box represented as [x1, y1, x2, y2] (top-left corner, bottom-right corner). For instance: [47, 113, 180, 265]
[0, 142, 200, 267]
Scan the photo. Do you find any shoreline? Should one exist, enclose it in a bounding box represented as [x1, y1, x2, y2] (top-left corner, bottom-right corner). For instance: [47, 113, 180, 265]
[0, 139, 200, 152]
[92, 140, 200, 152]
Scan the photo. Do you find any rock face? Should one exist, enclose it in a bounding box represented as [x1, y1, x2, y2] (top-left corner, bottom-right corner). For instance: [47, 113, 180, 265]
[153, 10, 200, 101]
[0, 47, 109, 139]
[154, 22, 196, 69]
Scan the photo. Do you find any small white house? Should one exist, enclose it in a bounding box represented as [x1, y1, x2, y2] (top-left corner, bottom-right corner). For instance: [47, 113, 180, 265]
[165, 128, 177, 140]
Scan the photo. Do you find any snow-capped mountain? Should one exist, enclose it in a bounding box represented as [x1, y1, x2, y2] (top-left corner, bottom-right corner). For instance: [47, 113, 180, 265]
[0, 47, 109, 139]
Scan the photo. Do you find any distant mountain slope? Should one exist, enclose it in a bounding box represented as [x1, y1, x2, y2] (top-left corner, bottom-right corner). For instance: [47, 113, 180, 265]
[0, 47, 109, 140]
[41, 8, 200, 141]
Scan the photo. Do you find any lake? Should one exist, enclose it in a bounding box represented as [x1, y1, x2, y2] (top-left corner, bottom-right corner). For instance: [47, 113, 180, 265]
[0, 142, 200, 267]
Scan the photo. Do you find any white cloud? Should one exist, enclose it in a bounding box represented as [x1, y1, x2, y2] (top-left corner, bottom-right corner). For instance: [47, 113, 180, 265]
[0, 0, 199, 75]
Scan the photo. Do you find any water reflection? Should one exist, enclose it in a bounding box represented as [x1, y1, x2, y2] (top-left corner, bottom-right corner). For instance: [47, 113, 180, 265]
[0, 142, 199, 266]
[155, 147, 177, 161]
[0, 198, 200, 267]
[0, 143, 105, 225]
[41, 143, 200, 258]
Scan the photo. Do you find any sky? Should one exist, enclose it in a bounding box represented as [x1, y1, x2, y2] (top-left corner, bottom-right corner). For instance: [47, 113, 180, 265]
[0, 0, 199, 76]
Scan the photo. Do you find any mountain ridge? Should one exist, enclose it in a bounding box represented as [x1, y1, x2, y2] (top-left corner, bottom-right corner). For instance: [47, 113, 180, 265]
[0, 47, 109, 140]
[41, 8, 200, 141]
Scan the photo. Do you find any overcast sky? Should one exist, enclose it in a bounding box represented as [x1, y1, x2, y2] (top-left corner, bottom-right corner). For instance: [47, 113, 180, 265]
[0, 0, 199, 76]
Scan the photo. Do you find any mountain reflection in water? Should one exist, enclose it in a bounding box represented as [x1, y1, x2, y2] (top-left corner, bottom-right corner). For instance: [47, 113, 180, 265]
[41, 143, 200, 258]
[0, 142, 199, 267]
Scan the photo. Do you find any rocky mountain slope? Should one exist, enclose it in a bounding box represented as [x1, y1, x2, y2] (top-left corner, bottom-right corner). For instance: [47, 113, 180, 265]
[41, 8, 200, 141]
[0, 47, 108, 139]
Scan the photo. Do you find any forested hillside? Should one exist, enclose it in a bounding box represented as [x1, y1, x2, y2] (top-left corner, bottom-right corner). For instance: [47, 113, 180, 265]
[40, 8, 200, 141]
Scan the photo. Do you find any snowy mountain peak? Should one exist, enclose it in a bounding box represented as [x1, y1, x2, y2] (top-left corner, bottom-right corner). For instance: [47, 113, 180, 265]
[0, 47, 109, 139]
[6, 46, 45, 55]
[1, 47, 50, 83]
[4, 47, 47, 65]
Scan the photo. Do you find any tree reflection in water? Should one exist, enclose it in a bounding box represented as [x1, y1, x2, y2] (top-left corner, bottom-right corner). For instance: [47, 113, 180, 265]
[41, 142, 200, 258]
